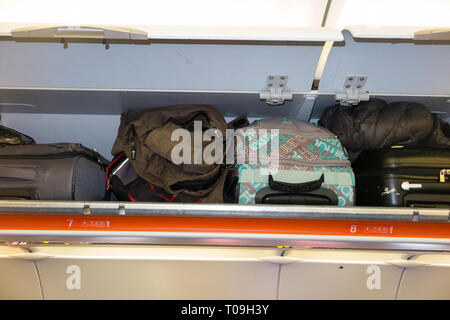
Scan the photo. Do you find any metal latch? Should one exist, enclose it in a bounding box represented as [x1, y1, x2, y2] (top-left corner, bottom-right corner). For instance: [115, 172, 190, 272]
[335, 75, 369, 106]
[440, 169, 449, 183]
[260, 75, 293, 106]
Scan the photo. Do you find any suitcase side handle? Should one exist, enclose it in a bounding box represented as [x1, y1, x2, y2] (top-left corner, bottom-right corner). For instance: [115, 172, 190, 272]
[401, 181, 450, 193]
[269, 174, 324, 193]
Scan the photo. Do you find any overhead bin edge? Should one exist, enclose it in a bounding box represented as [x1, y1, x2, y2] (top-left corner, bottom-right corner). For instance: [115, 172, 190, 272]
[414, 28, 450, 41]
[2, 23, 343, 42]
[143, 26, 344, 42]
[343, 25, 450, 40]
[10, 25, 148, 40]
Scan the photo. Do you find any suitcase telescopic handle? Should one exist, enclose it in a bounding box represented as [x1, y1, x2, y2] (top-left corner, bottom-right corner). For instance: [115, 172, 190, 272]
[268, 174, 324, 193]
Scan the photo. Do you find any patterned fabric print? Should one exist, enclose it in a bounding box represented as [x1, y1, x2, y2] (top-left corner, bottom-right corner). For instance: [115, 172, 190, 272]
[237, 131, 349, 163]
[237, 163, 267, 204]
[268, 163, 315, 171]
[239, 182, 267, 204]
[322, 184, 355, 206]
[315, 166, 355, 205]
[236, 163, 263, 175]
[236, 122, 353, 206]
[307, 138, 349, 161]
[279, 135, 318, 161]
[278, 136, 349, 162]
[237, 163, 355, 205]
[236, 130, 280, 164]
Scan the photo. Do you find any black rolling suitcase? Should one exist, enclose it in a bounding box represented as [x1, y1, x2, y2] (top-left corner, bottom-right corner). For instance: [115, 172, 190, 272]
[0, 143, 109, 201]
[353, 147, 450, 208]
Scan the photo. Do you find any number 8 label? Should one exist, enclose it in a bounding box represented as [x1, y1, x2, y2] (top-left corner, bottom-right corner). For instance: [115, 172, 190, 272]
[350, 225, 357, 233]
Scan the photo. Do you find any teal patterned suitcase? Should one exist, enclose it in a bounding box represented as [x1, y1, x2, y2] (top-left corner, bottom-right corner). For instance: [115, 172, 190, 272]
[234, 117, 355, 206]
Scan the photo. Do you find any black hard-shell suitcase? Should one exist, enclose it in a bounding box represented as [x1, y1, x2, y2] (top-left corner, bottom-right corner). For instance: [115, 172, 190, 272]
[353, 147, 450, 208]
[0, 143, 109, 201]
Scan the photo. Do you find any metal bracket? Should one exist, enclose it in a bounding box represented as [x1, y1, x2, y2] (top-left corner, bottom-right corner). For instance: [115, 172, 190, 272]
[335, 75, 369, 106]
[260, 75, 293, 106]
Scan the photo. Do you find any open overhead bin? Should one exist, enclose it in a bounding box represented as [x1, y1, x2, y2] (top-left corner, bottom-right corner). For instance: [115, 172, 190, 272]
[325, 0, 450, 38]
[0, 1, 344, 158]
[0, 0, 448, 254]
[313, 30, 450, 120]
[310, 0, 450, 121]
[0, 0, 338, 41]
[0, 27, 341, 157]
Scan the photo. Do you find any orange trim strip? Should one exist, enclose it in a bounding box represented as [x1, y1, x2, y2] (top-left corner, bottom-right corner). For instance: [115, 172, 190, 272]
[0, 214, 449, 239]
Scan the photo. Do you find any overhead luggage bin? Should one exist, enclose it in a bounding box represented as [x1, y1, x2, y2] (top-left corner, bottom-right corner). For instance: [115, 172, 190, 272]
[313, 30, 450, 121]
[0, 245, 42, 299]
[344, 25, 450, 40]
[324, 0, 450, 37]
[0, 202, 448, 251]
[2, 24, 343, 42]
[0, 0, 340, 41]
[0, 22, 343, 157]
[27, 245, 281, 300]
[318, 30, 450, 96]
[279, 249, 406, 299]
[310, 0, 450, 121]
[0, 24, 341, 91]
[0, 15, 345, 159]
[0, 2, 448, 302]
[396, 253, 450, 300]
[0, 0, 448, 254]
[0, 0, 331, 32]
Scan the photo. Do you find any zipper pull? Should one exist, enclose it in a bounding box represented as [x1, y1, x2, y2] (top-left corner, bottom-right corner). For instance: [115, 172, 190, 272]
[130, 125, 137, 160]
[131, 141, 136, 160]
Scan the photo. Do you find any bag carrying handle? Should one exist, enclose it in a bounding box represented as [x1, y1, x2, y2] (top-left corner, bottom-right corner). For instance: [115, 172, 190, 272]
[269, 174, 324, 193]
[227, 114, 249, 130]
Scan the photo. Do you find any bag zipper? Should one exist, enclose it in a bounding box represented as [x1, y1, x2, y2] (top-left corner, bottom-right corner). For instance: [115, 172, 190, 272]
[130, 125, 137, 160]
